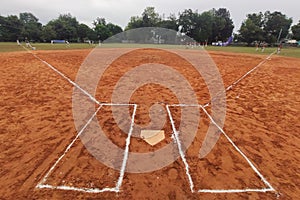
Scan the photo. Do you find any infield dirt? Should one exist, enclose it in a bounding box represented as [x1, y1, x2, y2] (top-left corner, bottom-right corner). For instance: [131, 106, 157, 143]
[0, 48, 299, 199]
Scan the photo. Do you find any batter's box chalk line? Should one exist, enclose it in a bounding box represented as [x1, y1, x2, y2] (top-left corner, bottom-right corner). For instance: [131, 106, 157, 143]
[36, 103, 137, 193]
[25, 47, 276, 194]
[36, 103, 275, 194]
[166, 104, 275, 194]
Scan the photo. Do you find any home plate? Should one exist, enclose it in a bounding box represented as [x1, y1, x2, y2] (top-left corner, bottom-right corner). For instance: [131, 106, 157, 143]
[141, 130, 165, 146]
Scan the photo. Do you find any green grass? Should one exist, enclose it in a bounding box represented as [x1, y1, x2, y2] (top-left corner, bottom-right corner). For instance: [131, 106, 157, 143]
[0, 42, 299, 59]
[205, 46, 300, 59]
[0, 42, 94, 52]
[100, 43, 186, 49]
[0, 42, 26, 52]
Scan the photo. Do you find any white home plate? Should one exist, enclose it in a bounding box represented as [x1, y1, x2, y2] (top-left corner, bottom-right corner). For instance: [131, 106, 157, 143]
[140, 130, 165, 146]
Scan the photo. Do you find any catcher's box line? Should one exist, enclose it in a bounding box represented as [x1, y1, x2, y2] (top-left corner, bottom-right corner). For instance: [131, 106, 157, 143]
[204, 50, 276, 108]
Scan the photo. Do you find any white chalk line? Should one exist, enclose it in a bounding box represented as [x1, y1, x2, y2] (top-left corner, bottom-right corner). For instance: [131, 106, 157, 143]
[22, 45, 275, 194]
[21, 45, 100, 105]
[36, 105, 102, 188]
[36, 104, 137, 193]
[166, 105, 195, 193]
[37, 184, 117, 193]
[101, 103, 136, 106]
[22, 45, 139, 193]
[199, 105, 275, 192]
[166, 104, 275, 193]
[33, 54, 101, 105]
[22, 46, 140, 107]
[115, 104, 137, 192]
[204, 50, 276, 108]
[198, 188, 274, 193]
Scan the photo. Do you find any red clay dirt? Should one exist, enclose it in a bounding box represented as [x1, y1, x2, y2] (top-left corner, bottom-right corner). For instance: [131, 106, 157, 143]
[0, 48, 299, 199]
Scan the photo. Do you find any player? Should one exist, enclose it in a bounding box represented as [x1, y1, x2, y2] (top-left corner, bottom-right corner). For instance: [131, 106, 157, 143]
[277, 43, 283, 54]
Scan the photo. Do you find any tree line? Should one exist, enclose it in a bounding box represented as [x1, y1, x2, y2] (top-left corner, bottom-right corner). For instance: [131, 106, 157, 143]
[0, 13, 122, 42]
[0, 7, 299, 44]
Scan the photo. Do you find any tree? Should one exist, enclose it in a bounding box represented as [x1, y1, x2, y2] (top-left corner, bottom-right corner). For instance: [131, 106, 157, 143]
[178, 9, 198, 37]
[19, 12, 42, 41]
[291, 21, 300, 41]
[78, 23, 94, 42]
[126, 16, 143, 30]
[157, 14, 178, 30]
[126, 7, 161, 30]
[263, 11, 292, 43]
[46, 13, 79, 41]
[238, 13, 265, 45]
[238, 11, 293, 44]
[141, 7, 161, 27]
[93, 18, 122, 41]
[93, 17, 106, 27]
[94, 24, 110, 41]
[197, 11, 214, 42]
[41, 24, 57, 42]
[212, 8, 234, 41]
[178, 8, 234, 43]
[0, 15, 22, 41]
[106, 23, 123, 35]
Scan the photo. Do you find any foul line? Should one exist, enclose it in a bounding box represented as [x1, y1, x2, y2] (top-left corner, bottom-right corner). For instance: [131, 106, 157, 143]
[166, 105, 195, 192]
[21, 45, 100, 105]
[204, 51, 276, 108]
[199, 105, 275, 192]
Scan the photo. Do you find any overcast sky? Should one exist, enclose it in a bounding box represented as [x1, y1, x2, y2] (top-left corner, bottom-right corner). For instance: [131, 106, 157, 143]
[1, 0, 299, 32]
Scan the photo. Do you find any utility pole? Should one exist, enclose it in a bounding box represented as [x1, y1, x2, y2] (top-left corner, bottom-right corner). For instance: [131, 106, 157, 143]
[277, 28, 283, 43]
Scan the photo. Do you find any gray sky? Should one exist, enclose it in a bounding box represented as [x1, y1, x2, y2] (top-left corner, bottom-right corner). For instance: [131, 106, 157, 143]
[1, 0, 299, 32]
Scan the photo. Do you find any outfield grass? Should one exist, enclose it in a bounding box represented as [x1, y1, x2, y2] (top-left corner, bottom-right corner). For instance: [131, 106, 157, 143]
[0, 42, 94, 52]
[205, 46, 300, 59]
[0, 42, 299, 59]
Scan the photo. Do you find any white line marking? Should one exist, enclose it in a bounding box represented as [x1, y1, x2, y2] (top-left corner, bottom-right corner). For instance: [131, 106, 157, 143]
[204, 51, 276, 108]
[21, 45, 100, 105]
[166, 105, 194, 193]
[198, 188, 274, 193]
[22, 44, 275, 194]
[36, 105, 102, 187]
[36, 184, 117, 193]
[101, 103, 137, 106]
[199, 105, 275, 191]
[167, 104, 275, 193]
[167, 104, 200, 107]
[115, 104, 137, 192]
[36, 104, 136, 193]
[33, 54, 100, 105]
[22, 45, 139, 193]
[227, 51, 276, 91]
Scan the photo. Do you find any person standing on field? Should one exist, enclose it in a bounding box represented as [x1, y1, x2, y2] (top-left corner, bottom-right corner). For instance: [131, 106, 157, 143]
[277, 43, 283, 54]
